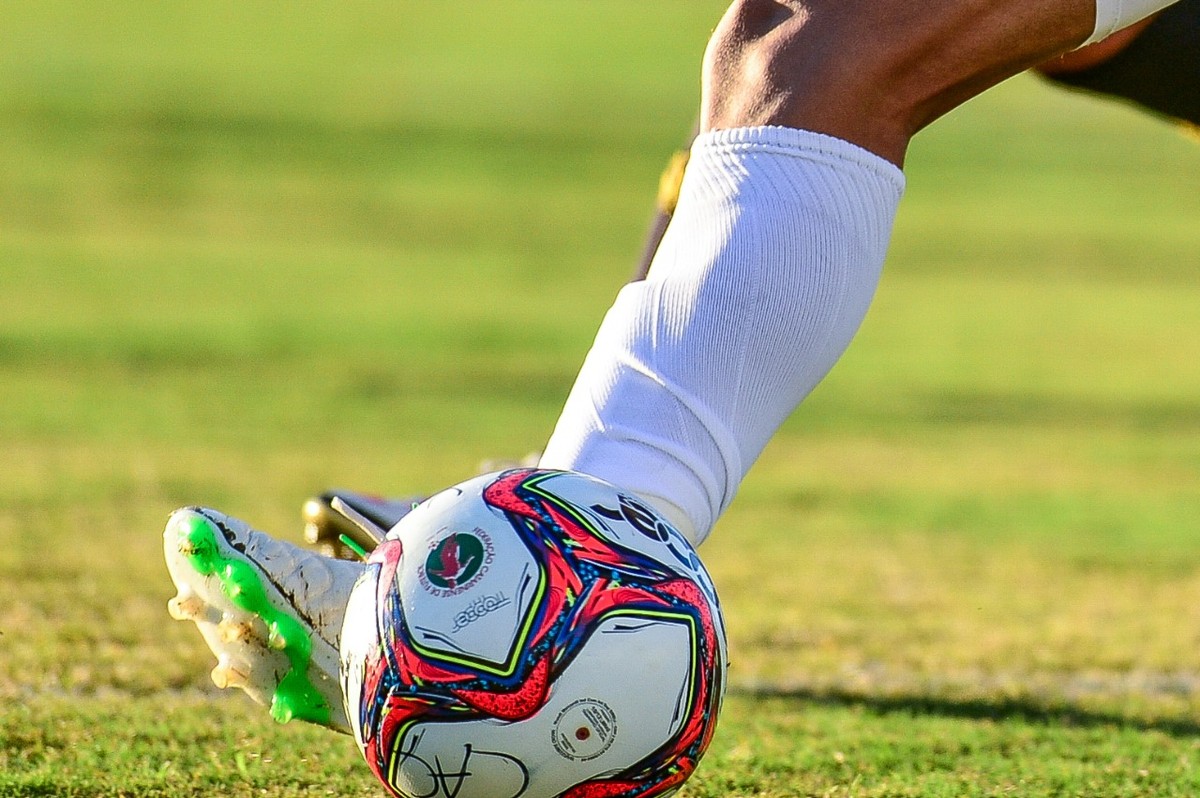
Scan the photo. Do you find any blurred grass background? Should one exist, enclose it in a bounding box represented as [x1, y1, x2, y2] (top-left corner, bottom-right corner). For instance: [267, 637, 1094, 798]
[2, 1, 1200, 795]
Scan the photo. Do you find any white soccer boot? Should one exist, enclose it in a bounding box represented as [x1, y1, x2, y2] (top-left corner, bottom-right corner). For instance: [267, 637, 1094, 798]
[163, 507, 365, 733]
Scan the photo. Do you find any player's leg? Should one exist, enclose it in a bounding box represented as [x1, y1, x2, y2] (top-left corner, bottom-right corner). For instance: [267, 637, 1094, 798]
[539, 0, 1182, 544]
[1038, 0, 1200, 125]
[645, 1, 1199, 293]
[310, 0, 1198, 559]
[699, 0, 1160, 165]
[307, 0, 1154, 551]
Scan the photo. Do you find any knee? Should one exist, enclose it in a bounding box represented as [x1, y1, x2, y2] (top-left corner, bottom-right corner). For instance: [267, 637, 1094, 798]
[700, 0, 1099, 165]
[702, 1, 842, 128]
[701, 0, 911, 160]
[701, 0, 783, 129]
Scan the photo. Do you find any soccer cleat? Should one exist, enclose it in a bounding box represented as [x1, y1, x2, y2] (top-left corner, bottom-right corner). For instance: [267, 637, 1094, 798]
[302, 490, 417, 559]
[163, 507, 364, 732]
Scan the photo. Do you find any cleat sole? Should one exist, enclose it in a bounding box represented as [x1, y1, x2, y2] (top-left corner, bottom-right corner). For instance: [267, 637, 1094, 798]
[163, 509, 348, 732]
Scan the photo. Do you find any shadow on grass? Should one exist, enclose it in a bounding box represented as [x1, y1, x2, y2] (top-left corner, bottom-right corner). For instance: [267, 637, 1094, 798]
[730, 682, 1200, 738]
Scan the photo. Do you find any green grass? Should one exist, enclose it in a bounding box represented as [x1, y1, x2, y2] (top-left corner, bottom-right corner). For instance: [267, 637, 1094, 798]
[2, 2, 1200, 795]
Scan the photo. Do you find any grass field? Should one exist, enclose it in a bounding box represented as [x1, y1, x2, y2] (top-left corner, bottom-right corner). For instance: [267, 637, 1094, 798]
[3, 2, 1200, 795]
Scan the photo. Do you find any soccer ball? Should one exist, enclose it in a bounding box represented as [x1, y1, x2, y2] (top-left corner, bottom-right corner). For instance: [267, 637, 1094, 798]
[339, 468, 727, 798]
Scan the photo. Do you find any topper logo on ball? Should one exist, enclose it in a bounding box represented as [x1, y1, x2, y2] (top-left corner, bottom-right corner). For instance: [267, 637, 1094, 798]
[452, 592, 512, 633]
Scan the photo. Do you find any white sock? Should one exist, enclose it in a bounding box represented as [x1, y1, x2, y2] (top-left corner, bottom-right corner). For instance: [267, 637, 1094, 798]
[539, 126, 905, 545]
[1087, 0, 1180, 44]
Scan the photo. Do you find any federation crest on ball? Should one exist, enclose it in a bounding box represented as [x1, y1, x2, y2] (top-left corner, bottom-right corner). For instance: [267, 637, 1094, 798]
[340, 468, 727, 798]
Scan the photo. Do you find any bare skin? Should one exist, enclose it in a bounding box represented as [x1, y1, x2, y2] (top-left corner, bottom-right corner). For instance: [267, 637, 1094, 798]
[701, 0, 1097, 166]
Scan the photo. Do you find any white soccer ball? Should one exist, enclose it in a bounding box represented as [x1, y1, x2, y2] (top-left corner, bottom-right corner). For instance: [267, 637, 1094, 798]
[340, 468, 727, 798]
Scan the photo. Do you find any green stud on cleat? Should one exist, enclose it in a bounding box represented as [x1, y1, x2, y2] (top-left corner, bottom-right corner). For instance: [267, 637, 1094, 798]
[272, 670, 331, 726]
[163, 507, 363, 734]
[220, 560, 270, 613]
[268, 615, 311, 657]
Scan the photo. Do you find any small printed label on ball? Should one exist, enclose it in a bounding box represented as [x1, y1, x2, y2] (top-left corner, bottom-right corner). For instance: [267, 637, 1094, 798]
[552, 699, 617, 761]
[418, 527, 495, 597]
